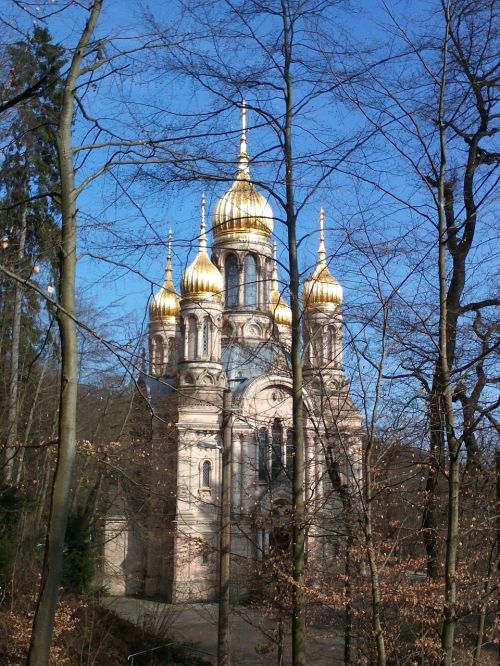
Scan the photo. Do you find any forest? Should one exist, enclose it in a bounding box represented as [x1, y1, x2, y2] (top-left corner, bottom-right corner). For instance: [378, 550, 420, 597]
[0, 0, 498, 664]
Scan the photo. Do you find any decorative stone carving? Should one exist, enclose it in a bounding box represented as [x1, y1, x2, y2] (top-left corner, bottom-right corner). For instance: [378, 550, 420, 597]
[271, 389, 286, 403]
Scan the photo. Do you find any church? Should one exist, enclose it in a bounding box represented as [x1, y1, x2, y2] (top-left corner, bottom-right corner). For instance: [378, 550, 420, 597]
[102, 105, 362, 602]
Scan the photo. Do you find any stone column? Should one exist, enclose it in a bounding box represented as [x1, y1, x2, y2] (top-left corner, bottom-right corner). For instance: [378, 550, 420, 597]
[237, 261, 244, 307]
[232, 434, 241, 511]
[257, 528, 263, 561]
[240, 435, 249, 511]
[182, 319, 188, 361]
[263, 530, 269, 555]
[257, 265, 263, 309]
[196, 320, 203, 359]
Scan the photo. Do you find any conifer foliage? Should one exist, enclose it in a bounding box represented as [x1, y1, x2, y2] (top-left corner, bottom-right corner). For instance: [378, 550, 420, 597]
[0, 26, 64, 271]
[0, 27, 64, 482]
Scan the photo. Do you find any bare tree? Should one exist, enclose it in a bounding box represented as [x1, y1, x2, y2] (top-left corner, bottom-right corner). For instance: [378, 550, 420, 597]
[27, 3, 104, 662]
[337, 0, 499, 661]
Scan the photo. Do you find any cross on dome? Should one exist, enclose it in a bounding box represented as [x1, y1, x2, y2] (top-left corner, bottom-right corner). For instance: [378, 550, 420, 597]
[199, 192, 207, 252]
[237, 100, 250, 178]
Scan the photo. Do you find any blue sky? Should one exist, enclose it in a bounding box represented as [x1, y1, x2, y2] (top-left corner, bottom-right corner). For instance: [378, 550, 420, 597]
[3, 0, 497, 396]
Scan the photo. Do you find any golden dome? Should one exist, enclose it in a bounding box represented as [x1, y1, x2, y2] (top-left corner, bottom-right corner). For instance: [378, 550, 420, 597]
[302, 209, 343, 310]
[212, 102, 273, 241]
[150, 230, 180, 321]
[182, 194, 223, 301]
[269, 244, 292, 327]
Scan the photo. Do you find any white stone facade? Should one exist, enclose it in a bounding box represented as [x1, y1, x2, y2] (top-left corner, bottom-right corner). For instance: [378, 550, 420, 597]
[102, 111, 362, 602]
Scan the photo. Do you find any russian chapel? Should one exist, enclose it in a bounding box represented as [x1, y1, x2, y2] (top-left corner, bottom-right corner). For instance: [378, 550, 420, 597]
[103, 105, 362, 602]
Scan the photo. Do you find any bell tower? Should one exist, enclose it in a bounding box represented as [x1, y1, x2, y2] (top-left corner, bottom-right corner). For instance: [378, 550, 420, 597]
[149, 229, 180, 377]
[179, 194, 224, 392]
[302, 209, 343, 381]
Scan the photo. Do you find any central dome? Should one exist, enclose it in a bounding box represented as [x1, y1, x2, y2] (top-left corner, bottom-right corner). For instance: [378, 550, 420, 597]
[212, 176, 273, 241]
[212, 102, 273, 242]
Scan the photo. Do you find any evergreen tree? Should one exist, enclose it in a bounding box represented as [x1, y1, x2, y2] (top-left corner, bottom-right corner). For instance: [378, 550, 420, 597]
[0, 28, 64, 478]
[0, 485, 24, 601]
[61, 510, 94, 595]
[0, 25, 64, 262]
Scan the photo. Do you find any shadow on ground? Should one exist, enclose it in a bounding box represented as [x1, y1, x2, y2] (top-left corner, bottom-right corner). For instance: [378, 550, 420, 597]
[101, 597, 344, 665]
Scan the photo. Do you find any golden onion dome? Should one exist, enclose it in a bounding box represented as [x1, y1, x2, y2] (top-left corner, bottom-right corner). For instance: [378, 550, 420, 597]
[212, 102, 273, 241]
[269, 245, 292, 327]
[182, 194, 223, 301]
[302, 209, 343, 310]
[150, 230, 180, 321]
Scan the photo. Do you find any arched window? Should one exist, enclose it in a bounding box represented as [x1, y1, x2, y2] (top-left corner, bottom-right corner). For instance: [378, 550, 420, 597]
[188, 316, 198, 359]
[168, 337, 176, 366]
[327, 328, 334, 363]
[202, 317, 209, 356]
[151, 337, 157, 370]
[258, 427, 269, 481]
[313, 333, 323, 366]
[225, 254, 238, 308]
[271, 418, 282, 479]
[244, 254, 257, 307]
[153, 336, 164, 373]
[202, 460, 211, 488]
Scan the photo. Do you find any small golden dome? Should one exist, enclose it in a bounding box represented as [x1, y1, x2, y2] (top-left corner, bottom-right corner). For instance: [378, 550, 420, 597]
[150, 230, 180, 321]
[212, 102, 273, 241]
[302, 209, 343, 310]
[182, 195, 223, 301]
[270, 289, 292, 327]
[269, 244, 292, 327]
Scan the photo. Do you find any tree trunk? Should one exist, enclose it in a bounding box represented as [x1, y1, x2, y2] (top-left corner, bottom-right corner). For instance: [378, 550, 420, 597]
[364, 440, 386, 666]
[14, 350, 49, 485]
[322, 448, 356, 663]
[344, 517, 354, 664]
[26, 4, 102, 663]
[4, 207, 27, 482]
[472, 538, 496, 665]
[280, 5, 306, 663]
[278, 3, 306, 665]
[422, 393, 442, 579]
[497, 450, 500, 666]
[434, 9, 461, 662]
[218, 389, 233, 666]
[441, 441, 460, 665]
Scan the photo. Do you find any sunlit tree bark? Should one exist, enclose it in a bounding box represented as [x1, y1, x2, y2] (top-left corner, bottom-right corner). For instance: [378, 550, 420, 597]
[27, 3, 103, 662]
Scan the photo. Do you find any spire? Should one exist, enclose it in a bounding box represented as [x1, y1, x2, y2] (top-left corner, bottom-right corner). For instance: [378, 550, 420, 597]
[237, 99, 250, 179]
[302, 207, 343, 309]
[150, 228, 180, 321]
[199, 192, 208, 252]
[163, 228, 174, 288]
[317, 207, 327, 269]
